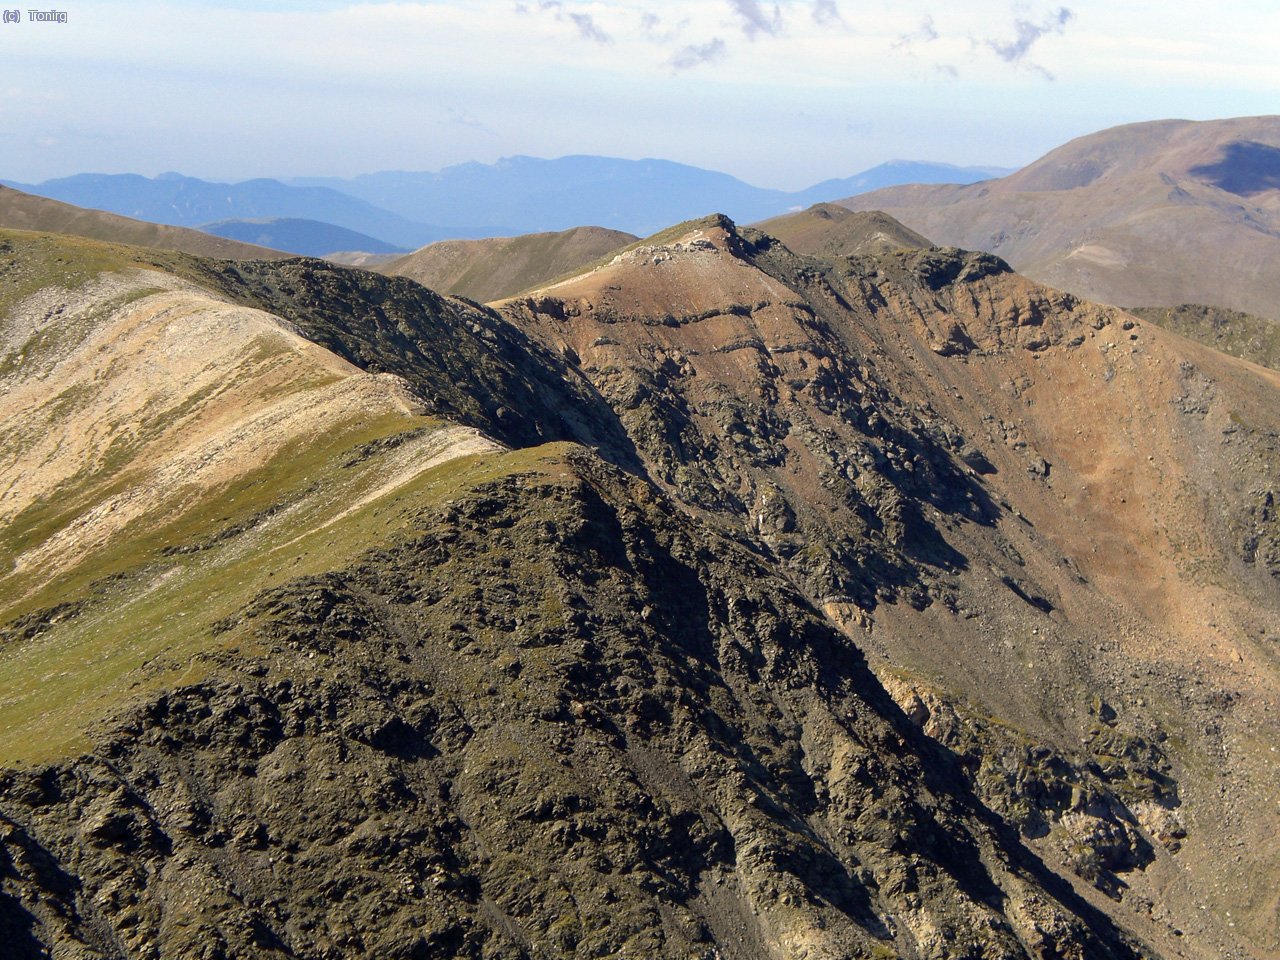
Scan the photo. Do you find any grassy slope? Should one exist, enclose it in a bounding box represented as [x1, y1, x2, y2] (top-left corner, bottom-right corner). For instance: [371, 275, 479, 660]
[384, 226, 635, 302]
[0, 430, 559, 763]
[1127, 302, 1280, 371]
[0, 186, 290, 261]
[752, 203, 934, 258]
[0, 228, 532, 762]
[0, 228, 280, 316]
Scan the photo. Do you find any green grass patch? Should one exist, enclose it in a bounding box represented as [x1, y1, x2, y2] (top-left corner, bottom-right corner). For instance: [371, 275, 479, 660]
[1127, 303, 1280, 371]
[0, 424, 573, 764]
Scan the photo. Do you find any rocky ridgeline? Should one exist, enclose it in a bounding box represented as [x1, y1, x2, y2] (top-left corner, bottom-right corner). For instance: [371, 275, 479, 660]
[0, 457, 1150, 960]
[502, 224, 1201, 918]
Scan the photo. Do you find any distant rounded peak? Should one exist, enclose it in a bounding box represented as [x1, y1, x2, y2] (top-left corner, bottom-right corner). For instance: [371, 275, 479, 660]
[558, 224, 640, 243]
[1002, 116, 1280, 193]
[751, 205, 934, 257]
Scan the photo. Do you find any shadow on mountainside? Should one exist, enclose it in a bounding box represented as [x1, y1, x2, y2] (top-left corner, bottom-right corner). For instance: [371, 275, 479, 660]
[188, 257, 646, 471]
[1189, 140, 1280, 197]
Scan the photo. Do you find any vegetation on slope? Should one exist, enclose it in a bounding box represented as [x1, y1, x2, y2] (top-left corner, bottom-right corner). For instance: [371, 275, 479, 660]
[1127, 302, 1280, 371]
[0, 187, 288, 261]
[383, 226, 636, 303]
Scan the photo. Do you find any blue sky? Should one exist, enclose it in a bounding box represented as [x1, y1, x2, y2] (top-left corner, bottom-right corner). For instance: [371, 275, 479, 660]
[2, 0, 1277, 187]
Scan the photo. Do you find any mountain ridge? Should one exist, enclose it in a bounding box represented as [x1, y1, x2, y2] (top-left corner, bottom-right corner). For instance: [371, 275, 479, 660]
[296, 155, 1009, 236]
[3, 173, 446, 250]
[840, 116, 1280, 321]
[0, 184, 289, 261]
[2, 209, 1278, 959]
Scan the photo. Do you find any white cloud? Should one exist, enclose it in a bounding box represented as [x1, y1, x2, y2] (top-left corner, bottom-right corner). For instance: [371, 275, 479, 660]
[669, 38, 727, 70]
[983, 6, 1074, 78]
[811, 1, 841, 26]
[726, 0, 783, 38]
[4, 0, 1280, 185]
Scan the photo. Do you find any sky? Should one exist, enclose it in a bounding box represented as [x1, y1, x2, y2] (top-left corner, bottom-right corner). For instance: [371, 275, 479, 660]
[1, 0, 1278, 188]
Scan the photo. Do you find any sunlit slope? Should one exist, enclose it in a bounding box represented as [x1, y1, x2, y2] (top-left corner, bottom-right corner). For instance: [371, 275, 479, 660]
[0, 186, 288, 260]
[512, 214, 1280, 674]
[842, 116, 1280, 321]
[384, 225, 636, 303]
[753, 203, 934, 257]
[0, 231, 501, 760]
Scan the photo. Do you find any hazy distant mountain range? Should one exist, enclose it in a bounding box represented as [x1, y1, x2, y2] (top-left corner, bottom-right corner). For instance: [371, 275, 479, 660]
[199, 218, 408, 258]
[291, 156, 1012, 239]
[0, 183, 289, 261]
[3, 157, 1010, 254]
[0, 172, 437, 250]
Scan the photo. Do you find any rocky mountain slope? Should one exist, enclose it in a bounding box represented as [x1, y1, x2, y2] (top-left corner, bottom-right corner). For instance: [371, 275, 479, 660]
[752, 204, 1280, 375]
[840, 117, 1280, 321]
[501, 216, 1280, 959]
[384, 226, 636, 304]
[1, 217, 1277, 960]
[0, 186, 288, 261]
